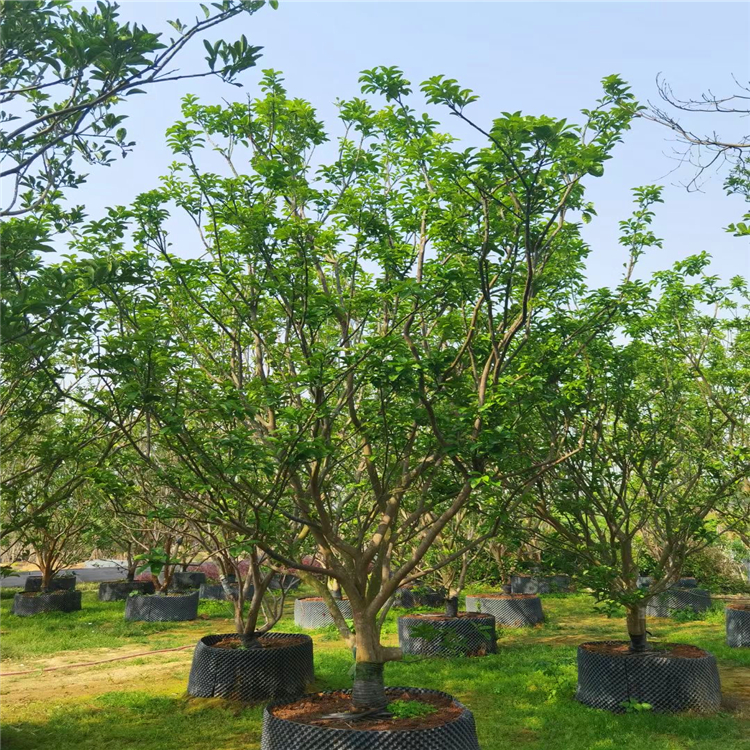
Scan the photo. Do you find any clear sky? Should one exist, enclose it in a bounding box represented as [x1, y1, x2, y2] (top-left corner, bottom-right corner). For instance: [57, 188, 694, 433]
[70, 1, 750, 288]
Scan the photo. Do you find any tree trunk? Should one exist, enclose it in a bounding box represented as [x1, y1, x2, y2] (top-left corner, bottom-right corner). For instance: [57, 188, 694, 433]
[626, 603, 648, 652]
[445, 595, 459, 618]
[328, 577, 343, 600]
[126, 544, 135, 582]
[350, 614, 398, 712]
[352, 660, 387, 712]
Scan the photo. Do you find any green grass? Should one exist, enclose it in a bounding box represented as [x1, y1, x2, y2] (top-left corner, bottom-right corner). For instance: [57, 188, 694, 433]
[1, 590, 748, 750]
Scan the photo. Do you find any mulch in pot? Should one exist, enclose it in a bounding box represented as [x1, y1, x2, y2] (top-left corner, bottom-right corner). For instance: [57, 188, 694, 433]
[213, 635, 309, 650]
[580, 642, 705, 658]
[271, 690, 460, 732]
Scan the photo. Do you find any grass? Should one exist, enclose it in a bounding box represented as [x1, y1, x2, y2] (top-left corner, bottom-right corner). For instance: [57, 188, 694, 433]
[1, 588, 748, 750]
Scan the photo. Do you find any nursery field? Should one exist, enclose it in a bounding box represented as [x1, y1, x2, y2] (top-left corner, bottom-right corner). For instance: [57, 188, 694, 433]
[1, 586, 748, 750]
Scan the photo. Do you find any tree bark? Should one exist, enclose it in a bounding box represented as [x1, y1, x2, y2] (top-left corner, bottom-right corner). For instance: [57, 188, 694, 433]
[445, 595, 459, 618]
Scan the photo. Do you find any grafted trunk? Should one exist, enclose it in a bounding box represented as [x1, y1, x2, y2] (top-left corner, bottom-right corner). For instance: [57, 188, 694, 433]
[328, 577, 343, 600]
[445, 595, 459, 618]
[350, 611, 401, 712]
[352, 660, 386, 711]
[126, 544, 136, 582]
[626, 603, 648, 652]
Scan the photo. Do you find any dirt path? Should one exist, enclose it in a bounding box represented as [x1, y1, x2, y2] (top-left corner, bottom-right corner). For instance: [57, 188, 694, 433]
[1, 642, 196, 705]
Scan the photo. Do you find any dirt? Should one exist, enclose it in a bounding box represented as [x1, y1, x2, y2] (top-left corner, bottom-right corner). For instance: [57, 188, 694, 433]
[727, 602, 750, 611]
[298, 597, 348, 602]
[213, 636, 308, 650]
[271, 690, 461, 731]
[470, 593, 537, 600]
[401, 612, 491, 621]
[581, 641, 707, 658]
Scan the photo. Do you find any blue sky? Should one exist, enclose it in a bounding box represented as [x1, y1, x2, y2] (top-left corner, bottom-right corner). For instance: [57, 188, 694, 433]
[72, 1, 749, 288]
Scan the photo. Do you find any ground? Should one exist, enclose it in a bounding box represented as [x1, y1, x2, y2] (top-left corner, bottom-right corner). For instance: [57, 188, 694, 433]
[1, 585, 748, 750]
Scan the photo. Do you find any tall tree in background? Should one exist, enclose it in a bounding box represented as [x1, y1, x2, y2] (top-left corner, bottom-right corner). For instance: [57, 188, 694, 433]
[525, 192, 750, 651]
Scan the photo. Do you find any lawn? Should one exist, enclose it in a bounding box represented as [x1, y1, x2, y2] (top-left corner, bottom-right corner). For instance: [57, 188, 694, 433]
[1, 587, 748, 750]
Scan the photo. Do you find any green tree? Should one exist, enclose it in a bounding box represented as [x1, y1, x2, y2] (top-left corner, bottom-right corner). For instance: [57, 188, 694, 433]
[78, 68, 638, 711]
[0, 0, 269, 216]
[525, 197, 750, 650]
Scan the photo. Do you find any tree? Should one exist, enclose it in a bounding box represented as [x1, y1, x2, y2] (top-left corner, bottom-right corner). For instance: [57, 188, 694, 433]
[642, 75, 750, 235]
[525, 195, 750, 650]
[2, 412, 108, 590]
[78, 68, 638, 712]
[0, 0, 270, 216]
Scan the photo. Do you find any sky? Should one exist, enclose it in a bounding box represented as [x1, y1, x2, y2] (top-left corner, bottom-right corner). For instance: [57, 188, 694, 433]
[60, 1, 750, 289]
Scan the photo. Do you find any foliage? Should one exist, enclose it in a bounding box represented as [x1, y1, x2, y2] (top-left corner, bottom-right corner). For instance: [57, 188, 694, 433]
[388, 699, 438, 720]
[0, 0, 271, 216]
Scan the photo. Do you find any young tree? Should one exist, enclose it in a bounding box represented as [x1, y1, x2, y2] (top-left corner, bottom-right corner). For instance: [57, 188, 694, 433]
[2, 413, 107, 590]
[525, 204, 750, 650]
[78, 68, 638, 711]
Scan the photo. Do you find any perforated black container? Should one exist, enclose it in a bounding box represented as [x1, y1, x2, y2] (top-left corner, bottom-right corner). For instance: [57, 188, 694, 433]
[510, 575, 571, 595]
[398, 613, 496, 657]
[24, 575, 76, 592]
[198, 583, 242, 601]
[124, 591, 199, 622]
[465, 594, 544, 627]
[576, 641, 721, 713]
[13, 590, 82, 616]
[98, 580, 155, 601]
[645, 588, 711, 618]
[726, 605, 750, 648]
[393, 587, 446, 609]
[188, 632, 314, 701]
[260, 687, 481, 750]
[173, 571, 207, 591]
[293, 597, 352, 629]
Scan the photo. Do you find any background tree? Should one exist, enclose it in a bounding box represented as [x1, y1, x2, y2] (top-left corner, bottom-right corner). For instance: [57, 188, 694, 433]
[1, 0, 271, 216]
[525, 199, 750, 650]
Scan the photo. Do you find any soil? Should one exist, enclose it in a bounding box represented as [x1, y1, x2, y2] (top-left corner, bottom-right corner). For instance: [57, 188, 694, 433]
[581, 641, 707, 658]
[298, 597, 349, 602]
[271, 690, 462, 731]
[470, 593, 537, 600]
[727, 602, 750, 612]
[212, 636, 308, 650]
[404, 612, 490, 622]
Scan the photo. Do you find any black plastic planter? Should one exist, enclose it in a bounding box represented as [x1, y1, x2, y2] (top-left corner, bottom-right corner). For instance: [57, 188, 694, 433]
[293, 597, 352, 629]
[173, 571, 207, 591]
[260, 687, 481, 750]
[465, 594, 544, 627]
[13, 590, 82, 616]
[24, 575, 76, 592]
[510, 575, 571, 595]
[575, 641, 721, 713]
[726, 604, 750, 648]
[393, 587, 446, 609]
[188, 632, 314, 701]
[199, 583, 242, 601]
[98, 580, 155, 601]
[398, 613, 496, 657]
[124, 591, 199, 622]
[645, 588, 711, 618]
[676, 577, 698, 589]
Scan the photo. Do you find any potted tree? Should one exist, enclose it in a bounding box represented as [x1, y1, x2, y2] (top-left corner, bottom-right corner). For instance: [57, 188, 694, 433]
[82, 66, 637, 742]
[525, 221, 750, 712]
